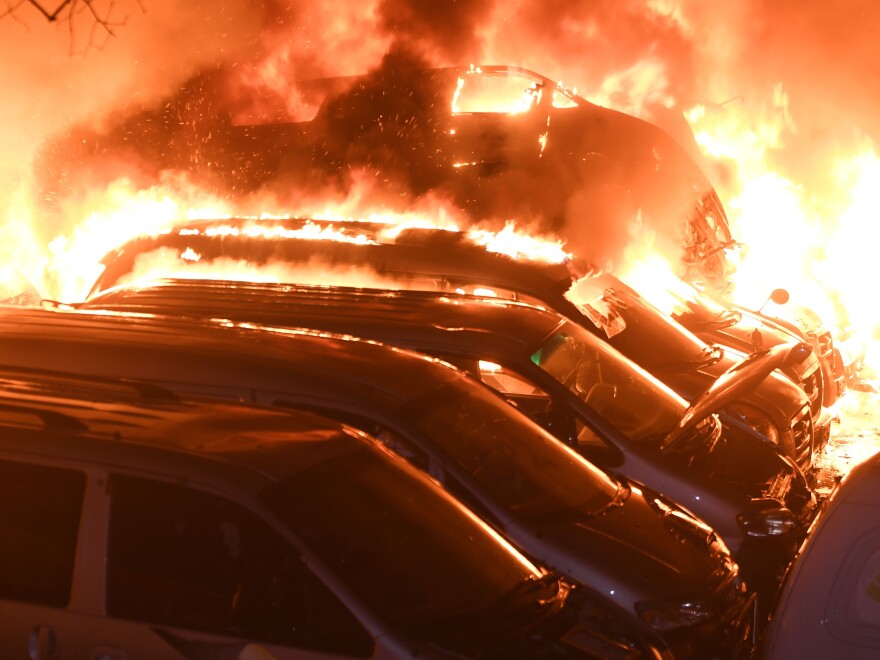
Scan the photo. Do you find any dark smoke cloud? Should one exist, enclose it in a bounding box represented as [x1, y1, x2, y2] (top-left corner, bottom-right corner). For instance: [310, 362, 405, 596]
[377, 0, 495, 62]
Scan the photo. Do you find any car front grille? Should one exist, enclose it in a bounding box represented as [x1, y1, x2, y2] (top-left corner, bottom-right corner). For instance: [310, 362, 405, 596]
[815, 331, 833, 358]
[714, 573, 747, 615]
[797, 364, 823, 421]
[791, 405, 813, 473]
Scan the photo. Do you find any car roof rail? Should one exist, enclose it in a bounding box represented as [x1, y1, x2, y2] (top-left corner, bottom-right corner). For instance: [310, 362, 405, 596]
[0, 401, 88, 433]
[120, 379, 181, 403]
[0, 365, 181, 404]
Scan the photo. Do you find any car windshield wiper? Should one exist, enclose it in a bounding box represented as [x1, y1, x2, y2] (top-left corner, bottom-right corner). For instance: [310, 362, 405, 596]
[691, 344, 724, 368]
[495, 570, 562, 607]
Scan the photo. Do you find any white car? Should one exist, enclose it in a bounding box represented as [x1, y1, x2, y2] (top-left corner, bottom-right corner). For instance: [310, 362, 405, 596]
[763, 449, 880, 658]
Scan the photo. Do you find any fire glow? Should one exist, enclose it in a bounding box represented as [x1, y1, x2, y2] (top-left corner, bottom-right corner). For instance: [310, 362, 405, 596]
[618, 89, 880, 381]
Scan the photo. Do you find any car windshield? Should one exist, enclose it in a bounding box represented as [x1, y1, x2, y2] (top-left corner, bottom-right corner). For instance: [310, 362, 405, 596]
[262, 440, 544, 639]
[532, 321, 686, 445]
[397, 377, 620, 521]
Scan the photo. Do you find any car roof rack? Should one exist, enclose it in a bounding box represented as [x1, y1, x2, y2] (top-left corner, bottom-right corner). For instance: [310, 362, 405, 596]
[0, 401, 87, 433]
[0, 365, 181, 405]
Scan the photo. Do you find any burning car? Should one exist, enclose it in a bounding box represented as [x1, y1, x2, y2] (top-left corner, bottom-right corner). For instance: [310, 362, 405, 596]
[84, 217, 824, 476]
[74, 278, 816, 618]
[224, 64, 736, 287]
[0, 367, 666, 659]
[0, 306, 752, 656]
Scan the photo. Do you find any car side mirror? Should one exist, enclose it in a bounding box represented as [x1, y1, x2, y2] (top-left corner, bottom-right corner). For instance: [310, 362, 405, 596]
[757, 287, 790, 313]
[770, 288, 790, 305]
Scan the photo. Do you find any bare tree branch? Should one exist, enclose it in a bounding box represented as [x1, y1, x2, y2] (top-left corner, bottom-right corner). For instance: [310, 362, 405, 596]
[0, 2, 32, 30]
[2, 0, 144, 52]
[25, 0, 74, 22]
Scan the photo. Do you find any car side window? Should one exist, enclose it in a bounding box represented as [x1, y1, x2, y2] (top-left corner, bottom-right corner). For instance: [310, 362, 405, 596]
[106, 474, 372, 656]
[0, 459, 85, 607]
[475, 362, 580, 444]
[478, 360, 548, 397]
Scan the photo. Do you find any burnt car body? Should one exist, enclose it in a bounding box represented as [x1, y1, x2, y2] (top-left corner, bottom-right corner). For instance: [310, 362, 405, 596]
[85, 217, 824, 476]
[76, 279, 817, 615]
[0, 370, 650, 659]
[225, 65, 736, 287]
[762, 450, 880, 659]
[0, 306, 750, 656]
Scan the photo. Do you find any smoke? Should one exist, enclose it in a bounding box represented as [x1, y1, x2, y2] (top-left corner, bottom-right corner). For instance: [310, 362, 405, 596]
[4, 0, 880, 296]
[377, 0, 494, 62]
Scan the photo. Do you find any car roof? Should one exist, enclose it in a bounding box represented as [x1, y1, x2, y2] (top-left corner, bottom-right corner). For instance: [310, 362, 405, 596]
[0, 305, 463, 408]
[0, 365, 376, 490]
[81, 278, 566, 360]
[89, 218, 576, 299]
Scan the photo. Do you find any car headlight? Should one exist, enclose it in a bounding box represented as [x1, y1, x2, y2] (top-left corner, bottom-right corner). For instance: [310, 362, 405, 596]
[726, 402, 779, 444]
[635, 597, 715, 631]
[737, 506, 798, 537]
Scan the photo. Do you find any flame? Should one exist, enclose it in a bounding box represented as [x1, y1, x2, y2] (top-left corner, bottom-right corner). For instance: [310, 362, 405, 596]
[1, 177, 233, 302]
[22, 174, 569, 299]
[452, 70, 544, 116]
[116, 251, 413, 292]
[683, 88, 880, 378]
[466, 221, 570, 264]
[618, 236, 698, 318]
[590, 57, 677, 115]
[198, 220, 377, 245]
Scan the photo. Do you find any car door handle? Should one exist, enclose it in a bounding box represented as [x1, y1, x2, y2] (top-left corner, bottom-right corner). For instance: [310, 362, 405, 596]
[93, 647, 127, 660]
[28, 625, 57, 660]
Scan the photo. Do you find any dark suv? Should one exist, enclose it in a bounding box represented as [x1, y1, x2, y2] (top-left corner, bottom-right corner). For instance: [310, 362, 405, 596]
[74, 279, 816, 617]
[0, 369, 652, 658]
[84, 217, 825, 475]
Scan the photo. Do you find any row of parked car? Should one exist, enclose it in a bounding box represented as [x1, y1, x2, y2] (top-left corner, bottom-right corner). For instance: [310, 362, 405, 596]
[0, 215, 863, 658]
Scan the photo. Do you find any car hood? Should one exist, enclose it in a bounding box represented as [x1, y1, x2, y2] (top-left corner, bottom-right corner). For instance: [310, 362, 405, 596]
[662, 342, 812, 451]
[529, 484, 733, 601]
[696, 313, 819, 382]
